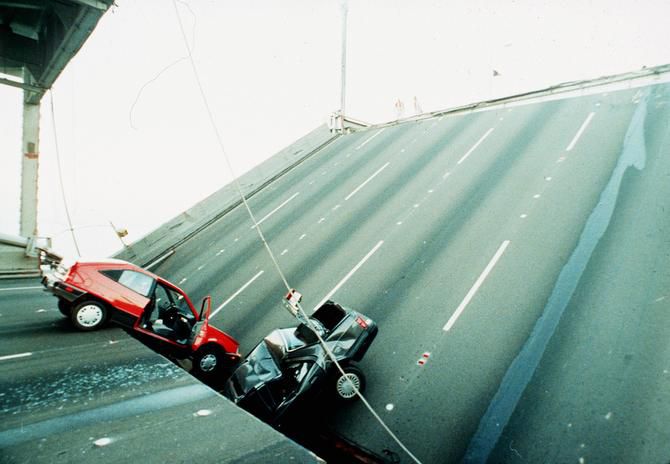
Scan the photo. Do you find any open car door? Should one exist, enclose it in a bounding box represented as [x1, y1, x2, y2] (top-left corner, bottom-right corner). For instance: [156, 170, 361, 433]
[190, 296, 211, 349]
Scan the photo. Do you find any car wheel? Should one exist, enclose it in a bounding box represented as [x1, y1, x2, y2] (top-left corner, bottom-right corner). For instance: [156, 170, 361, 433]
[334, 364, 365, 401]
[193, 346, 225, 380]
[70, 300, 107, 331]
[57, 299, 71, 317]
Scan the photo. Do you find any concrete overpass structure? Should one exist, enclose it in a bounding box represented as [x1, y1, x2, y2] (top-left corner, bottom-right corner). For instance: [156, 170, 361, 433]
[2, 3, 670, 463]
[2, 62, 670, 463]
[0, 0, 116, 274]
[0, 4, 322, 463]
[128, 67, 670, 463]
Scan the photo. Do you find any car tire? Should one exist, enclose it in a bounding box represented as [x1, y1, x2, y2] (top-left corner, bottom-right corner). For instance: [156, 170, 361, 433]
[70, 300, 107, 331]
[57, 299, 71, 317]
[333, 364, 365, 402]
[193, 346, 225, 380]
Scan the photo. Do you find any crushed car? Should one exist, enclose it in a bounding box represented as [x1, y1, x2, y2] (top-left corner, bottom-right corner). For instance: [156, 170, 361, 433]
[222, 300, 378, 425]
[39, 251, 240, 379]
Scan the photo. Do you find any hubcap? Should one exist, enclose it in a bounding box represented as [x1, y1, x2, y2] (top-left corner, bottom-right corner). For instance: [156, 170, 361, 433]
[336, 372, 360, 399]
[77, 304, 103, 327]
[199, 353, 218, 372]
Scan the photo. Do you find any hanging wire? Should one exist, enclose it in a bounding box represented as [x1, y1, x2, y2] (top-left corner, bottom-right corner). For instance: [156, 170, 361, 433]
[49, 90, 81, 257]
[170, 0, 292, 293]
[130, 2, 196, 130]
[170, 3, 422, 463]
[129, 57, 187, 130]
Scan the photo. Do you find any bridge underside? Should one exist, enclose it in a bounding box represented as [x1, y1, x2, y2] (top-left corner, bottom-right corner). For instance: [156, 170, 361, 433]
[0, 0, 114, 274]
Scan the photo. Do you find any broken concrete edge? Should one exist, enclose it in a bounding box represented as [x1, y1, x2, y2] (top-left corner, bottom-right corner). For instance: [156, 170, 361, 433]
[0, 242, 40, 278]
[113, 124, 342, 267]
[0, 333, 322, 463]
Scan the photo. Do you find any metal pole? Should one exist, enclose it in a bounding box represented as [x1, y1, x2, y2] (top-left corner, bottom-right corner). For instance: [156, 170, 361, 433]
[339, 0, 348, 122]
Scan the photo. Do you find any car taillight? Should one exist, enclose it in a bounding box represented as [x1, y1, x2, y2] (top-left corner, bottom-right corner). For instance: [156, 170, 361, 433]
[355, 316, 368, 329]
[194, 327, 206, 345]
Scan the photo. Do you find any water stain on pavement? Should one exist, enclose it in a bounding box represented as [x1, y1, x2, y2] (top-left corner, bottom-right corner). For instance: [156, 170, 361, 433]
[463, 90, 649, 464]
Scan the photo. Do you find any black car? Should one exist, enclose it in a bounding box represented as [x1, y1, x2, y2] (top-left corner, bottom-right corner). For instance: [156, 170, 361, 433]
[222, 301, 378, 424]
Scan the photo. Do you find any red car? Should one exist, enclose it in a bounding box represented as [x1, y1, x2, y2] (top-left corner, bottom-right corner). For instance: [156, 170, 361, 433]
[39, 252, 240, 379]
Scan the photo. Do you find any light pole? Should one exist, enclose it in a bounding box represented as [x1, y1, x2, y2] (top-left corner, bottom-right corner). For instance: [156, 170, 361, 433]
[339, 0, 348, 131]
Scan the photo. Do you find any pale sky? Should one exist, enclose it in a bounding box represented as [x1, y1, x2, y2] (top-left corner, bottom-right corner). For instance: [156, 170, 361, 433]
[1, 0, 668, 259]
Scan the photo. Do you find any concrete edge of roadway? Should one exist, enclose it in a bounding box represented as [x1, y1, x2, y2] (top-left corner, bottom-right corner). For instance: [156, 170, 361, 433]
[0, 326, 322, 463]
[114, 123, 341, 267]
[378, 63, 670, 127]
[0, 242, 40, 278]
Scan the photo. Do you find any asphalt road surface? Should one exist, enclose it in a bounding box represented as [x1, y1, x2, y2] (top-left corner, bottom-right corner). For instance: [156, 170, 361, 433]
[149, 82, 670, 463]
[3, 81, 669, 463]
[0, 280, 317, 463]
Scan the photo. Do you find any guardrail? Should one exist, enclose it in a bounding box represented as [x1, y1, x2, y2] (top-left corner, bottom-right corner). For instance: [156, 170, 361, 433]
[375, 63, 670, 128]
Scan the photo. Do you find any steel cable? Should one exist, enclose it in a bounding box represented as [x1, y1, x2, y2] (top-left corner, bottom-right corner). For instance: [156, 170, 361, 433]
[171, 2, 422, 462]
[49, 90, 81, 257]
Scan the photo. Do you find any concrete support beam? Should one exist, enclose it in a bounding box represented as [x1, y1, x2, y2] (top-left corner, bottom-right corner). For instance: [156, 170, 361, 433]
[20, 100, 40, 238]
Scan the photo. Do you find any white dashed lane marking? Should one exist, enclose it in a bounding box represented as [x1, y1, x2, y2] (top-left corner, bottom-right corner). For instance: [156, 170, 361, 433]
[0, 352, 32, 361]
[345, 162, 390, 201]
[211, 270, 265, 318]
[457, 128, 495, 165]
[0, 286, 42, 292]
[566, 112, 595, 152]
[444, 240, 510, 332]
[355, 128, 386, 150]
[313, 240, 385, 311]
[251, 192, 300, 229]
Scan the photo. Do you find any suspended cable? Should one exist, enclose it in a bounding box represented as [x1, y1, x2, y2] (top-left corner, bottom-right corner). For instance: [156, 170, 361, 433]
[170, 3, 422, 463]
[129, 57, 187, 130]
[49, 90, 81, 257]
[130, 2, 196, 130]
[170, 0, 292, 293]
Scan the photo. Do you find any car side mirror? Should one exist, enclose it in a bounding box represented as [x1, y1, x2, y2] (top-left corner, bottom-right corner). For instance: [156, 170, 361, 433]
[200, 296, 211, 320]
